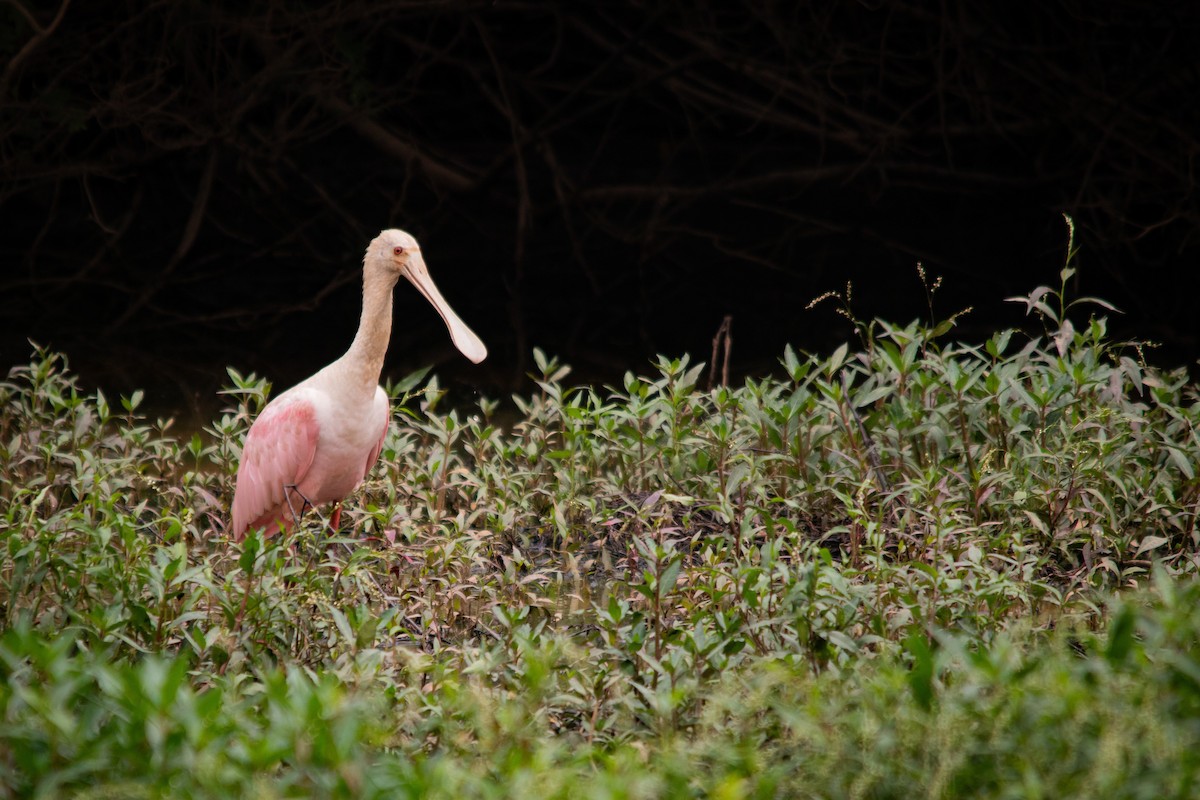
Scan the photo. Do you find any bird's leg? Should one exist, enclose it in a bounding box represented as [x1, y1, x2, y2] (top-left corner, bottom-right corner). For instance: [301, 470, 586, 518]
[327, 502, 359, 561]
[283, 483, 314, 531]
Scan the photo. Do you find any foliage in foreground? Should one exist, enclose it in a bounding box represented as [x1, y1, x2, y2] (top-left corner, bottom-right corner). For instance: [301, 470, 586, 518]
[1, 588, 1199, 799]
[1, 277, 1199, 797]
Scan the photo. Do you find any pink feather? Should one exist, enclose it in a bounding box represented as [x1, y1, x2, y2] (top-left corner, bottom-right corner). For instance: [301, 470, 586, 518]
[231, 396, 320, 538]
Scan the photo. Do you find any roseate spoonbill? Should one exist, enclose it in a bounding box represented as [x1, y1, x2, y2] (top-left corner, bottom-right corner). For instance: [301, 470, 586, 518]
[230, 229, 486, 540]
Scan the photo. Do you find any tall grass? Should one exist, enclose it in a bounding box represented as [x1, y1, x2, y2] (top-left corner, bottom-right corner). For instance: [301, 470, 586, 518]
[1, 272, 1198, 797]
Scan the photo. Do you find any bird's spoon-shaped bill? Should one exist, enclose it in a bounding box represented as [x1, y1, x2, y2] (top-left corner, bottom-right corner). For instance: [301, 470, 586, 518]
[403, 254, 488, 364]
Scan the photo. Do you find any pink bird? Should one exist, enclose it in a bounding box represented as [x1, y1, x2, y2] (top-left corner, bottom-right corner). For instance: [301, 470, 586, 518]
[230, 229, 487, 540]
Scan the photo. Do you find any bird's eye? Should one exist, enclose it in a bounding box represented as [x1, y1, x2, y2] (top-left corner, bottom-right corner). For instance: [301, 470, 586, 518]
[392, 246, 406, 256]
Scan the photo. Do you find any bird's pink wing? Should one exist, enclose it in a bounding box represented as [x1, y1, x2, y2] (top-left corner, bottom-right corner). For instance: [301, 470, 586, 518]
[231, 397, 319, 539]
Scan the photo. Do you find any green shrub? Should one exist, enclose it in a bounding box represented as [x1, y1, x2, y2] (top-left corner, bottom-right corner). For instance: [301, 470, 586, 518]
[1, 265, 1198, 796]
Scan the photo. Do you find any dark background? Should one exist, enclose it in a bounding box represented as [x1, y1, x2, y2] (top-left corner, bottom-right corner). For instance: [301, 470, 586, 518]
[2, 1, 1198, 418]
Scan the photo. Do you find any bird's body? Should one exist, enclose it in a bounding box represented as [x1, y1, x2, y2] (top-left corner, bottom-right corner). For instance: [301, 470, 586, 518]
[230, 229, 486, 540]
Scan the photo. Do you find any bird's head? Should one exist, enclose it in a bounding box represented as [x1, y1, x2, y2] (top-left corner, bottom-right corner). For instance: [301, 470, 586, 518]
[367, 228, 488, 364]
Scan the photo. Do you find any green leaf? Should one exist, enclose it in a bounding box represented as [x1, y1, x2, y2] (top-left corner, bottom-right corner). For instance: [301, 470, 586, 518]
[828, 342, 849, 373]
[238, 531, 261, 574]
[330, 606, 354, 647]
[1105, 604, 1136, 665]
[1135, 535, 1171, 556]
[1165, 447, 1195, 480]
[904, 631, 935, 712]
[659, 558, 683, 594]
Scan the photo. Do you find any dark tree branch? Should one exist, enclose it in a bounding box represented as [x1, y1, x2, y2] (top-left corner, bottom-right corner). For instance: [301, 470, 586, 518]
[0, 0, 71, 99]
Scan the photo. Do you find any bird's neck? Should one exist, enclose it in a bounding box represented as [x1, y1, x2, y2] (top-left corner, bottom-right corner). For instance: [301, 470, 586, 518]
[342, 267, 397, 391]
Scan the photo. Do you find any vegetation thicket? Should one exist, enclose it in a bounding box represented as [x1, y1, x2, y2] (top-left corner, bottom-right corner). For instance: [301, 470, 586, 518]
[2, 262, 1199, 797]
